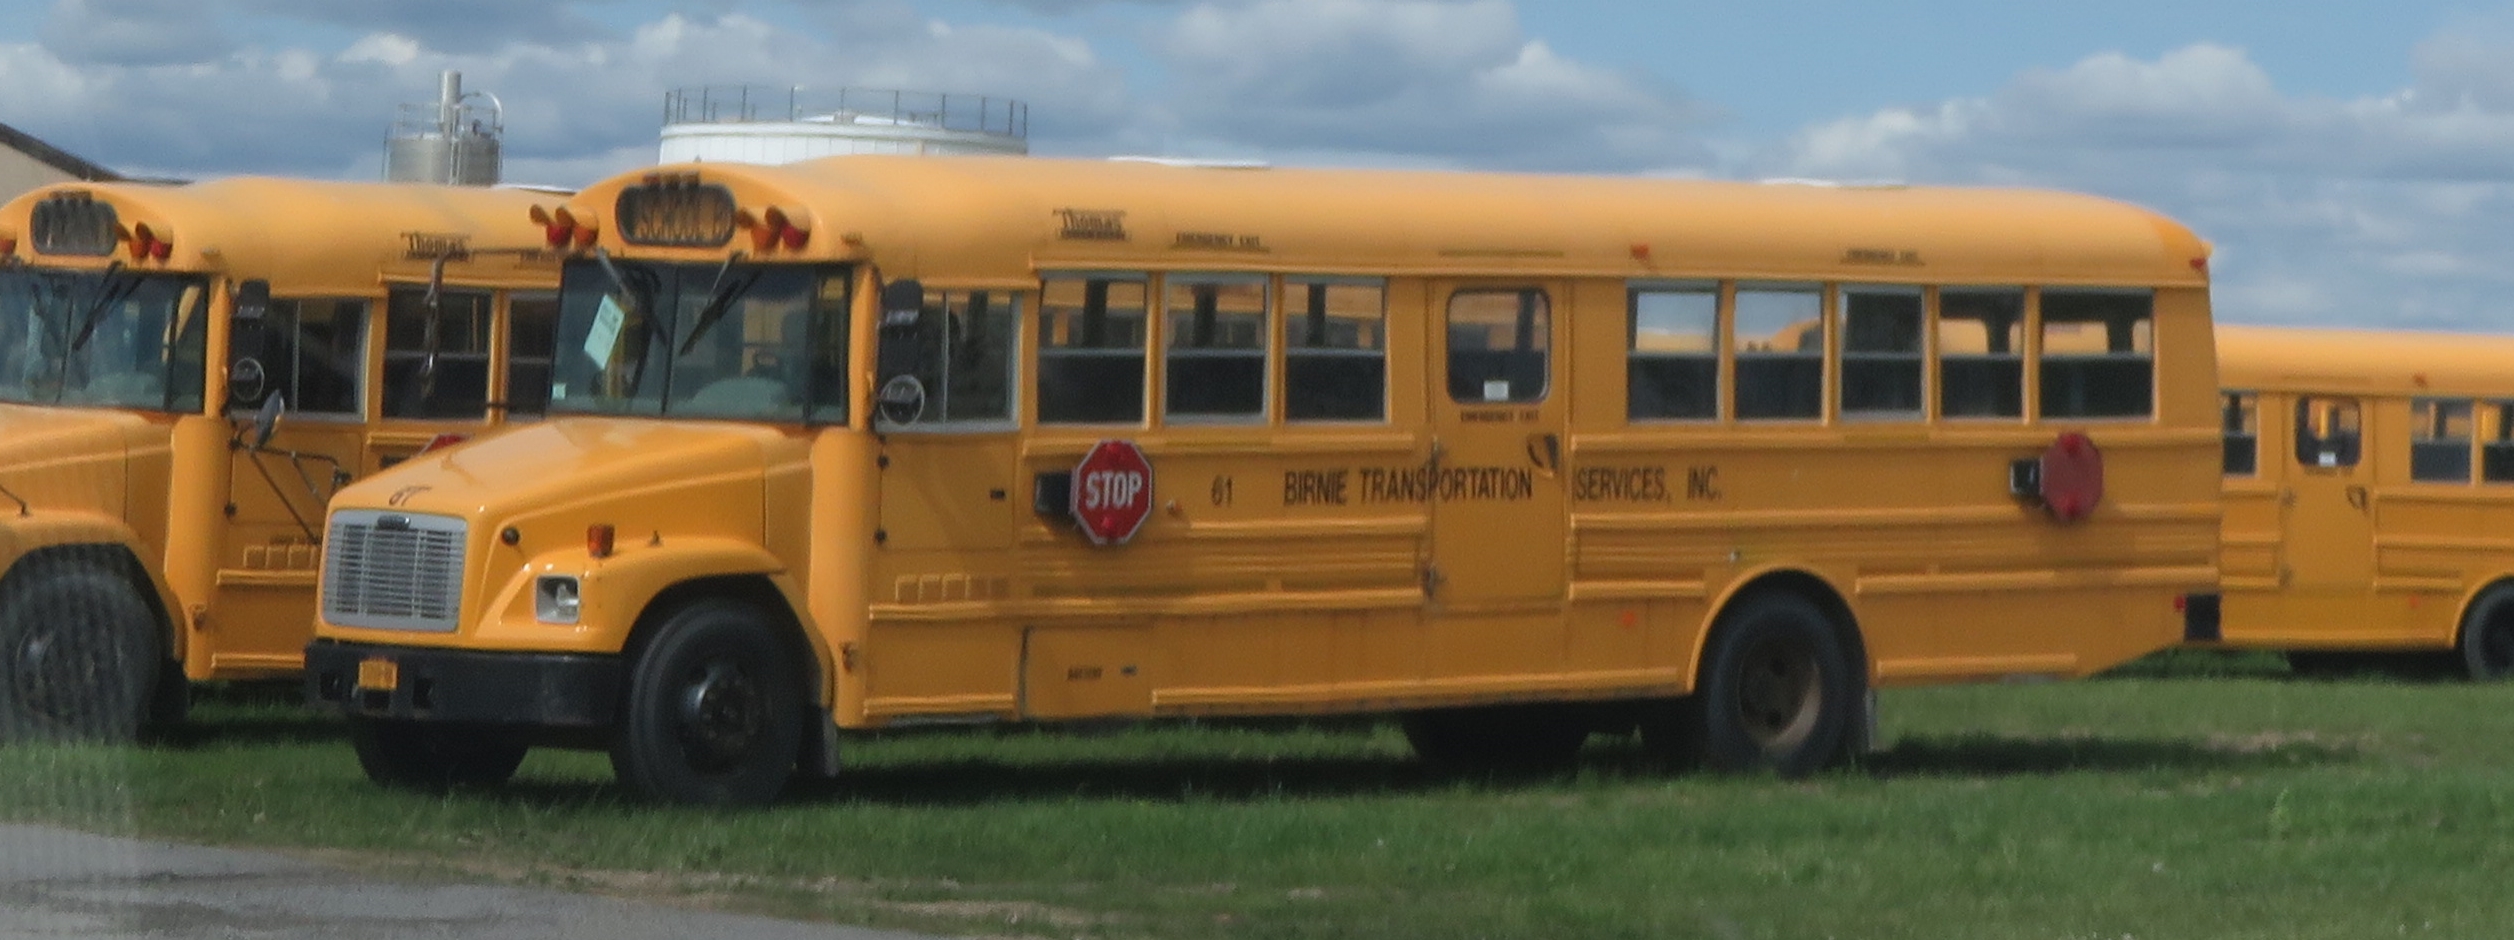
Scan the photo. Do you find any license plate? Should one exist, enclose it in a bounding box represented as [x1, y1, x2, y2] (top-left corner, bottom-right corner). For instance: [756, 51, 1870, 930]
[357, 657, 399, 691]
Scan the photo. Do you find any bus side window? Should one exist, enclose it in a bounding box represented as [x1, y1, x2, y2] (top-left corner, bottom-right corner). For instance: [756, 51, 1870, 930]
[879, 288, 1020, 429]
[384, 287, 492, 419]
[1445, 288, 1549, 404]
[1838, 285, 1923, 418]
[2410, 398, 2474, 483]
[1037, 274, 1148, 424]
[1938, 288, 2024, 419]
[2221, 391, 2258, 477]
[2039, 290, 2154, 419]
[506, 292, 558, 418]
[1164, 274, 1268, 421]
[2486, 401, 2514, 483]
[1627, 283, 1716, 421]
[2294, 396, 2361, 469]
[262, 298, 366, 416]
[1733, 284, 1822, 420]
[1285, 278, 1386, 421]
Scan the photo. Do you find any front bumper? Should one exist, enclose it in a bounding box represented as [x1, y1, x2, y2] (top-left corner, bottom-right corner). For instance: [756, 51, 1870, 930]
[304, 639, 622, 727]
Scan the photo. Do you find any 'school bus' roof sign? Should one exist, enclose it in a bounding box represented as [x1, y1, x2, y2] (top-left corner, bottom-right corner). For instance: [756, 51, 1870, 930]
[616, 178, 737, 247]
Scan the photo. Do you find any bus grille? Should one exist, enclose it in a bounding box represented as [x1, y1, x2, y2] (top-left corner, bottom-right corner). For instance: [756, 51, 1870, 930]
[323, 510, 466, 632]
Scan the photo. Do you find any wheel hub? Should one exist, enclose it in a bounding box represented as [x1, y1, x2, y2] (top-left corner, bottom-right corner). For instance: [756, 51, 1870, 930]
[1735, 636, 1821, 749]
[10, 627, 91, 723]
[675, 659, 765, 770]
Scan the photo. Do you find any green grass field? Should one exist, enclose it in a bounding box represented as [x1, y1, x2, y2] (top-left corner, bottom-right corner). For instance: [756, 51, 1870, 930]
[6, 652, 2509, 940]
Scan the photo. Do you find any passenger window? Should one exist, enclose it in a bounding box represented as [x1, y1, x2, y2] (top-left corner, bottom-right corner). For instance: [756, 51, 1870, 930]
[1627, 284, 1717, 421]
[1732, 285, 1823, 420]
[2039, 290, 2153, 419]
[1445, 289, 1549, 404]
[2486, 401, 2514, 483]
[264, 299, 365, 416]
[1285, 278, 1385, 422]
[1938, 289, 2024, 419]
[384, 287, 491, 419]
[880, 289, 1021, 429]
[2411, 398, 2474, 483]
[1838, 286, 1922, 417]
[2221, 392, 2257, 477]
[506, 292, 557, 418]
[1037, 275, 1148, 424]
[1165, 275, 1268, 421]
[2295, 397, 2361, 469]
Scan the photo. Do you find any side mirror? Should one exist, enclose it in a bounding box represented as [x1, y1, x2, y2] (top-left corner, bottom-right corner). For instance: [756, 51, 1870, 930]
[874, 278, 931, 425]
[250, 392, 287, 450]
[227, 280, 273, 410]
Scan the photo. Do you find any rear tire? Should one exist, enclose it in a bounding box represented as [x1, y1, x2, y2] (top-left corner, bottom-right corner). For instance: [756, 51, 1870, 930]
[2459, 588, 2514, 680]
[610, 598, 803, 806]
[0, 560, 157, 743]
[350, 718, 527, 791]
[1400, 705, 1588, 772]
[1692, 593, 1860, 776]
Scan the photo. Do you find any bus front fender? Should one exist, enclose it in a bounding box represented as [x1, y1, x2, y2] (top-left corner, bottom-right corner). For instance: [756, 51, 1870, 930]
[0, 510, 188, 661]
[473, 537, 815, 661]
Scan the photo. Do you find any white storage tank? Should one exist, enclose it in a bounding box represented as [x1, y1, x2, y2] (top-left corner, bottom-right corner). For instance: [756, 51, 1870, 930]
[660, 87, 1027, 165]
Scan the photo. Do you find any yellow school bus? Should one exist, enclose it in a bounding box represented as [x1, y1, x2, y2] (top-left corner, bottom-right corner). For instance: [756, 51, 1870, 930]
[0, 178, 560, 740]
[2216, 324, 2514, 676]
[305, 156, 2220, 803]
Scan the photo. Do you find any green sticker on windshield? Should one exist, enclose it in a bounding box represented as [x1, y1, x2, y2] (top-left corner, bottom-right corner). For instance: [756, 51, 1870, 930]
[583, 295, 625, 367]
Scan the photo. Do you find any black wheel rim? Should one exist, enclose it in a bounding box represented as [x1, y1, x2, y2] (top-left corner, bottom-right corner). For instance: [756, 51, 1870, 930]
[1733, 634, 1821, 751]
[674, 657, 767, 772]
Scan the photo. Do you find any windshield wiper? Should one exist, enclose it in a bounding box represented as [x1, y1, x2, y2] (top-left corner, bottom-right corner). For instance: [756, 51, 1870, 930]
[68, 262, 137, 354]
[676, 254, 760, 357]
[591, 249, 672, 397]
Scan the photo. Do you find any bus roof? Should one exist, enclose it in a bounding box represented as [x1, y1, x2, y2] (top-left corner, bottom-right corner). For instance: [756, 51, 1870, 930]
[2219, 323, 2514, 398]
[0, 177, 565, 294]
[564, 155, 2212, 288]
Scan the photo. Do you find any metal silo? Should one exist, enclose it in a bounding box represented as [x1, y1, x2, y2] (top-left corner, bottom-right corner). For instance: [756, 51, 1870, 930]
[385, 71, 503, 186]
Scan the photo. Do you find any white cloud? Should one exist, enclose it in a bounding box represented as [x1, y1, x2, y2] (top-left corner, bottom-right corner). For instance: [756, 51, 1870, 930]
[1150, 0, 1710, 170]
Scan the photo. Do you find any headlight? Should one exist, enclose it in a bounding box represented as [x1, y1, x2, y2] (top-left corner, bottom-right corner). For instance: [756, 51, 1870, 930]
[534, 575, 581, 624]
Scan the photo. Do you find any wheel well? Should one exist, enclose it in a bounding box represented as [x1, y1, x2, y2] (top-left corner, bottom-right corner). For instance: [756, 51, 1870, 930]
[4, 543, 176, 664]
[1712, 570, 1867, 692]
[622, 575, 823, 705]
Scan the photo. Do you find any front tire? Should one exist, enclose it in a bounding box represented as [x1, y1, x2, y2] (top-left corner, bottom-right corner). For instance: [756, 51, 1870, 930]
[1692, 593, 1860, 776]
[0, 560, 157, 743]
[610, 599, 803, 806]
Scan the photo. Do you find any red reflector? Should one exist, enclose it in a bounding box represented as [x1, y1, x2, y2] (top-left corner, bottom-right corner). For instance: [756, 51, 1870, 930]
[2173, 594, 2189, 613]
[0, 236, 16, 255]
[587, 524, 615, 559]
[419, 433, 467, 453]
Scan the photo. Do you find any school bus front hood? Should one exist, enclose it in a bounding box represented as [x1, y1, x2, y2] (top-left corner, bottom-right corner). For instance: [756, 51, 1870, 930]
[0, 404, 159, 518]
[332, 416, 793, 535]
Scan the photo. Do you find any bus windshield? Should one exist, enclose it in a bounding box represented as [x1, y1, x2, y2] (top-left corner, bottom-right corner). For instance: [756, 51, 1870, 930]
[0, 266, 209, 411]
[549, 258, 849, 422]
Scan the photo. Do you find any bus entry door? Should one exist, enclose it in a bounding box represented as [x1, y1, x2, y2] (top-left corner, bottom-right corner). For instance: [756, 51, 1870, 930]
[1426, 283, 1569, 611]
[2283, 396, 2376, 616]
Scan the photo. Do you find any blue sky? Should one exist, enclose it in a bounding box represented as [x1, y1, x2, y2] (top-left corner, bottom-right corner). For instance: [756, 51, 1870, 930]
[3, 0, 2514, 331]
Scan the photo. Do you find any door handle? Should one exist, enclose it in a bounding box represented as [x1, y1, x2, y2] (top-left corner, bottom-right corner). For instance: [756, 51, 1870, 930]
[1524, 432, 1560, 474]
[2345, 484, 2370, 512]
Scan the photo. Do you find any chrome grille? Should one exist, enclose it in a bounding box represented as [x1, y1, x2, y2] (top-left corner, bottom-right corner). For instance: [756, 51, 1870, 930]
[323, 509, 466, 632]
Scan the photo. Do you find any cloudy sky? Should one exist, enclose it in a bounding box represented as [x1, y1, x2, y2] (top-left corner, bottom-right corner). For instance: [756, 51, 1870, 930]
[3, 0, 2513, 330]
